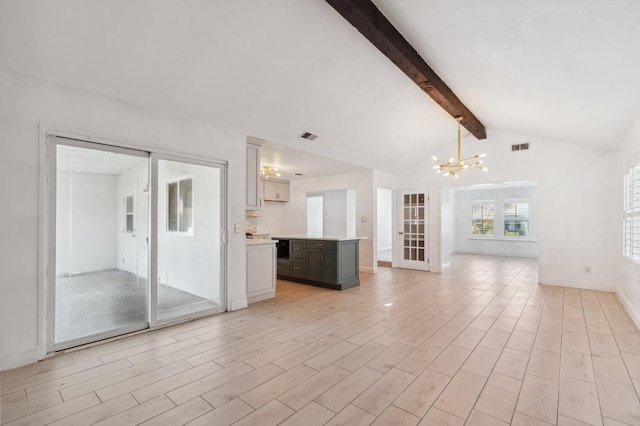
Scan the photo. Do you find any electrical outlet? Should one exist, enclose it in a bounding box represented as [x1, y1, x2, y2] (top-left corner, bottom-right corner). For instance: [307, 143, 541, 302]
[361, 216, 368, 222]
[234, 223, 241, 233]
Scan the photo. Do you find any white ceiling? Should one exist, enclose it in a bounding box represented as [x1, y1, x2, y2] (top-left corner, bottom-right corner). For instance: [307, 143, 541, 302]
[2, 0, 639, 177]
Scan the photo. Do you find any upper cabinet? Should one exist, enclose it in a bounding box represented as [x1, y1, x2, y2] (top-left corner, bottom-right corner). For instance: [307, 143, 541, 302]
[246, 137, 264, 210]
[263, 179, 290, 202]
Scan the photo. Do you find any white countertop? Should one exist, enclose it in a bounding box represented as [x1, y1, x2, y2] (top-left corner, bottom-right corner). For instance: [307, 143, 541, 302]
[245, 239, 277, 246]
[271, 235, 367, 241]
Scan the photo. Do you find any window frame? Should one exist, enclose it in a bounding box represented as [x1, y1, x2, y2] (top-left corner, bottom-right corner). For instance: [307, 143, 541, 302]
[623, 164, 640, 264]
[166, 175, 194, 235]
[503, 199, 530, 238]
[471, 200, 495, 236]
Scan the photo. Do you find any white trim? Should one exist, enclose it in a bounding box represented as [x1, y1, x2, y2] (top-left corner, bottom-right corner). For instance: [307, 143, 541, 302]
[229, 298, 248, 311]
[360, 266, 375, 274]
[538, 277, 616, 292]
[0, 347, 40, 371]
[455, 249, 537, 258]
[37, 128, 50, 361]
[39, 123, 227, 166]
[164, 174, 195, 236]
[468, 237, 538, 242]
[616, 288, 640, 331]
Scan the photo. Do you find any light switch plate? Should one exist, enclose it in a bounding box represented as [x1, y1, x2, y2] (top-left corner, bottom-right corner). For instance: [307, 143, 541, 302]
[361, 216, 368, 222]
[234, 223, 241, 233]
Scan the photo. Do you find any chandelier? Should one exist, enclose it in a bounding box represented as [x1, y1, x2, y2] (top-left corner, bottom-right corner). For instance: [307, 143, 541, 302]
[433, 117, 487, 178]
[260, 165, 281, 179]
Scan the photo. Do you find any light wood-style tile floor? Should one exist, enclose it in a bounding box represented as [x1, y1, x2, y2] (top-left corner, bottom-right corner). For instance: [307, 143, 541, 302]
[2, 254, 640, 425]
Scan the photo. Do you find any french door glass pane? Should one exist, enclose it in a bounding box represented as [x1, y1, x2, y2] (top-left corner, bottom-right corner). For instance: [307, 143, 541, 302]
[158, 159, 223, 321]
[402, 192, 426, 262]
[55, 143, 149, 345]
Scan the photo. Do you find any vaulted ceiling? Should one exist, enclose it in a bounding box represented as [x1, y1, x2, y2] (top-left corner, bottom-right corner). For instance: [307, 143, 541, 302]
[2, 0, 639, 176]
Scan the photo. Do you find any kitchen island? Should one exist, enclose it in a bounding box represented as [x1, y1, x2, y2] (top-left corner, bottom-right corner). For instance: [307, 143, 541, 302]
[272, 236, 362, 290]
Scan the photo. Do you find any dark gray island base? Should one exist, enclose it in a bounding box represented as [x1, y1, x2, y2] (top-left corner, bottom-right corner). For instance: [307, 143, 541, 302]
[273, 237, 360, 290]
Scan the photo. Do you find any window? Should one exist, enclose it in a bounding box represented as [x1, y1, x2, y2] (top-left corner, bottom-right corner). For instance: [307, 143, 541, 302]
[623, 165, 640, 263]
[167, 177, 193, 233]
[503, 201, 529, 237]
[125, 195, 134, 233]
[472, 202, 494, 235]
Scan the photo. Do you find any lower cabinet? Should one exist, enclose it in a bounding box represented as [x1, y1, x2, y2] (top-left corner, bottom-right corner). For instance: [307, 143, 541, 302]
[307, 249, 338, 285]
[290, 259, 306, 279]
[276, 238, 359, 290]
[277, 258, 290, 276]
[246, 242, 276, 303]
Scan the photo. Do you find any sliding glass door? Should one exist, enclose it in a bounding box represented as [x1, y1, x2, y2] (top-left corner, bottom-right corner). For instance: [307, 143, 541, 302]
[50, 137, 226, 351]
[155, 157, 225, 322]
[54, 139, 150, 348]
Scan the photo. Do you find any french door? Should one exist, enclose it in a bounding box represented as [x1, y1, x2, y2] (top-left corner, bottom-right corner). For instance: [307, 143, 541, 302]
[49, 136, 226, 351]
[398, 189, 429, 271]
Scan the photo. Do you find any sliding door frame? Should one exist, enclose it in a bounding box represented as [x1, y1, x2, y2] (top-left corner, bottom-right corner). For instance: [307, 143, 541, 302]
[46, 136, 151, 352]
[40, 126, 228, 356]
[149, 152, 227, 329]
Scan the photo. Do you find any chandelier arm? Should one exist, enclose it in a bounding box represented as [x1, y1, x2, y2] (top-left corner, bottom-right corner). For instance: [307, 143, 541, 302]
[432, 116, 487, 177]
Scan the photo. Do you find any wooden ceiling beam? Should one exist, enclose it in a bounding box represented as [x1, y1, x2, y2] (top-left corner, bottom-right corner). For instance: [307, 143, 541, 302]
[325, 0, 487, 139]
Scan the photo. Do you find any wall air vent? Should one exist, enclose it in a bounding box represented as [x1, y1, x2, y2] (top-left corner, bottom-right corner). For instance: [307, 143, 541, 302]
[511, 142, 530, 152]
[299, 131, 318, 141]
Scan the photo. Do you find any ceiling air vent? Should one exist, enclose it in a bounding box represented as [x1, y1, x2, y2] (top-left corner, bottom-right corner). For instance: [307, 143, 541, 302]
[511, 142, 530, 152]
[299, 131, 318, 141]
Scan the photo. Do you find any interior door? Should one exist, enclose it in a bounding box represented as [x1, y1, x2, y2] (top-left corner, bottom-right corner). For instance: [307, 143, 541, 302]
[122, 188, 137, 274]
[398, 190, 429, 271]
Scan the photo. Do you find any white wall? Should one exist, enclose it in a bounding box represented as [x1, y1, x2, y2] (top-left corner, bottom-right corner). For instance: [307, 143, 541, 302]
[255, 201, 286, 235]
[376, 188, 393, 251]
[157, 163, 221, 301]
[398, 127, 619, 289]
[323, 189, 354, 238]
[441, 187, 454, 267]
[56, 172, 119, 274]
[616, 114, 640, 328]
[452, 185, 538, 258]
[283, 170, 375, 273]
[0, 70, 247, 371]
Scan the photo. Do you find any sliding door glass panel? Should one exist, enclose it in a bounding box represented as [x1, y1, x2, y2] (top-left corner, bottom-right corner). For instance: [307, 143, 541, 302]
[55, 142, 149, 347]
[157, 159, 223, 321]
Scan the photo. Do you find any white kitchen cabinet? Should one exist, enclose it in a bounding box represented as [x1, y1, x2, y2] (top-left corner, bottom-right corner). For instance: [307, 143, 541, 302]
[263, 179, 290, 202]
[246, 137, 263, 210]
[246, 240, 276, 303]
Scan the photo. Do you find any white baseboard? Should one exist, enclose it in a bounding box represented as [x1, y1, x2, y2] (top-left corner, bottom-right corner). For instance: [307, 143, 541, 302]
[360, 266, 375, 274]
[247, 291, 275, 305]
[0, 347, 39, 372]
[228, 298, 248, 311]
[616, 288, 640, 331]
[538, 277, 616, 292]
[455, 249, 537, 258]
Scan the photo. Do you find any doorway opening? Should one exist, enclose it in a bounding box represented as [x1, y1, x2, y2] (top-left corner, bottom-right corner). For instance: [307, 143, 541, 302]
[440, 181, 539, 269]
[376, 188, 393, 268]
